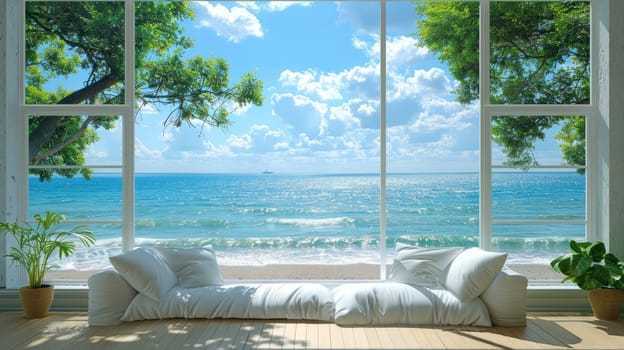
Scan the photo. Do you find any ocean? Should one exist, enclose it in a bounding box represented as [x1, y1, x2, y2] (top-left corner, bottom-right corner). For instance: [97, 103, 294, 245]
[29, 172, 586, 271]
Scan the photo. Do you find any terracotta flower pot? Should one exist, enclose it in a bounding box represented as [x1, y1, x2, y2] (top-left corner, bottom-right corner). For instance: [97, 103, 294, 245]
[588, 288, 624, 321]
[19, 285, 54, 319]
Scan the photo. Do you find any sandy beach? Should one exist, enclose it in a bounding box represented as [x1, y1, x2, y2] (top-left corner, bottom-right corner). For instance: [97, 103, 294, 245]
[46, 262, 564, 283]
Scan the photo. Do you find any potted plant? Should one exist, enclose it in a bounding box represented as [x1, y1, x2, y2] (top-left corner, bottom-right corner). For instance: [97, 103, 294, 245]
[551, 240, 624, 320]
[0, 211, 95, 319]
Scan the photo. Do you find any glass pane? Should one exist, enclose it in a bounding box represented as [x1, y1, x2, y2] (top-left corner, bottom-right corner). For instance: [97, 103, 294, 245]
[490, 1, 590, 104]
[46, 223, 122, 282]
[28, 115, 122, 175]
[25, 1, 125, 104]
[491, 169, 586, 283]
[491, 224, 584, 282]
[134, 1, 380, 280]
[28, 170, 122, 221]
[491, 115, 586, 169]
[387, 174, 479, 247]
[387, 1, 479, 255]
[492, 171, 585, 222]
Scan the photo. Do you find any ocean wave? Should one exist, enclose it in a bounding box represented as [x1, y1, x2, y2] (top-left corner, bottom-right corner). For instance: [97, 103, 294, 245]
[47, 233, 580, 272]
[266, 217, 355, 226]
[136, 218, 230, 229]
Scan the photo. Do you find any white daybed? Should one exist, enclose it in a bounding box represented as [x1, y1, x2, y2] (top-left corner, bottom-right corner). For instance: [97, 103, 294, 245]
[88, 246, 527, 327]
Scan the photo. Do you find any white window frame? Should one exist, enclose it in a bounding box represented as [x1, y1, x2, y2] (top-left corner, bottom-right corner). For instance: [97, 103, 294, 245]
[479, 0, 594, 250]
[8, 0, 595, 288]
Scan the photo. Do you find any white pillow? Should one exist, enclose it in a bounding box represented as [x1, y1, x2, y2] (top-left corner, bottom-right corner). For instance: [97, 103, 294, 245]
[441, 247, 507, 302]
[389, 244, 463, 286]
[156, 246, 223, 287]
[109, 247, 177, 301]
[88, 269, 138, 326]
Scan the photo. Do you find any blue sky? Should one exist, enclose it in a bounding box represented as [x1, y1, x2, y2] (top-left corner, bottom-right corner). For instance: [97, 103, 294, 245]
[86, 1, 564, 174]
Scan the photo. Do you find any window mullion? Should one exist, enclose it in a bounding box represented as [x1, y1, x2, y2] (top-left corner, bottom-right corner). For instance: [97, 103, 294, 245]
[122, 0, 136, 253]
[379, 0, 387, 280]
[479, 0, 492, 251]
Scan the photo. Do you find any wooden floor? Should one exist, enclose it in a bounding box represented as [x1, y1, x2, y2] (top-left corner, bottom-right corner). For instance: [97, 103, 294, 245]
[1, 312, 624, 349]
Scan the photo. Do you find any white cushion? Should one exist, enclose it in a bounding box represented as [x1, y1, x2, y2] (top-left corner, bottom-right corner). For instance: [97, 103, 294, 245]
[332, 282, 491, 326]
[88, 269, 138, 326]
[121, 283, 335, 322]
[480, 267, 528, 326]
[389, 244, 463, 286]
[441, 247, 507, 302]
[156, 246, 223, 288]
[109, 247, 177, 301]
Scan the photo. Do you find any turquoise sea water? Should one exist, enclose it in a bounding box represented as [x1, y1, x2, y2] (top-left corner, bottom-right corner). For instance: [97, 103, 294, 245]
[29, 172, 586, 270]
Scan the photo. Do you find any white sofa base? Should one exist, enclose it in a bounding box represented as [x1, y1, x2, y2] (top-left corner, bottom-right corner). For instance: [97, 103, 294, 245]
[88, 268, 527, 327]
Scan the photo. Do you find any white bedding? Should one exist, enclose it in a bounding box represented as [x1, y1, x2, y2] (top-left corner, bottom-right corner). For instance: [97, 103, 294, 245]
[89, 247, 526, 327]
[121, 283, 335, 322]
[333, 282, 492, 326]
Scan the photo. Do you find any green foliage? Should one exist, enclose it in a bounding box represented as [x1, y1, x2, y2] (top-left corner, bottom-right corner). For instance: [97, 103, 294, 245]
[415, 1, 589, 172]
[551, 241, 624, 290]
[0, 211, 95, 288]
[26, 1, 264, 181]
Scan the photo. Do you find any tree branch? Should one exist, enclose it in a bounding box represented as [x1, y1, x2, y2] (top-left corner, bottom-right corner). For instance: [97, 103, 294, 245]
[32, 116, 98, 164]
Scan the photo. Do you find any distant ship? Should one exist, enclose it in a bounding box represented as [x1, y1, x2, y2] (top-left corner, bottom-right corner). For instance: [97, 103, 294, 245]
[262, 170, 273, 174]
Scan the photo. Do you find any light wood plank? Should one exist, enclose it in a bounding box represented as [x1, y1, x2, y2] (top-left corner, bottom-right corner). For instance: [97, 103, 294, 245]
[214, 320, 244, 350]
[304, 322, 320, 350]
[4, 312, 624, 350]
[317, 322, 332, 349]
[352, 326, 371, 349]
[339, 326, 357, 348]
[327, 323, 345, 349]
[268, 320, 287, 349]
[360, 326, 384, 349]
[281, 321, 299, 349]
[399, 327, 429, 349]
[243, 321, 268, 350]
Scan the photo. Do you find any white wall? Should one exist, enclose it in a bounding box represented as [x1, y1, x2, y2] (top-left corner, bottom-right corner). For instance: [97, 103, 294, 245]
[0, 0, 6, 287]
[594, 0, 624, 257]
[1, 0, 21, 288]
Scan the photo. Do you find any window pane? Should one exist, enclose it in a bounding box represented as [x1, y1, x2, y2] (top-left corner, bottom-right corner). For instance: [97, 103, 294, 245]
[28, 170, 122, 221]
[25, 1, 125, 105]
[134, 1, 381, 279]
[491, 170, 586, 282]
[491, 115, 586, 169]
[28, 115, 122, 173]
[387, 174, 479, 247]
[388, 1, 479, 254]
[489, 1, 590, 104]
[46, 223, 122, 283]
[491, 224, 584, 282]
[492, 171, 585, 222]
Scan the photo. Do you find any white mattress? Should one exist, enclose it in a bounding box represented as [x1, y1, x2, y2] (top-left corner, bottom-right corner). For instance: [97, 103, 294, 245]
[121, 283, 335, 322]
[333, 282, 492, 326]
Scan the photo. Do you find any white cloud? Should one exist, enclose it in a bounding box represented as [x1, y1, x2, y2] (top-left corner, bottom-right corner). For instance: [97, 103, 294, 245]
[278, 70, 344, 101]
[409, 99, 476, 133]
[195, 3, 263, 42]
[228, 125, 288, 153]
[387, 36, 429, 68]
[271, 93, 328, 137]
[135, 137, 165, 159]
[266, 1, 312, 12]
[227, 134, 253, 150]
[389, 68, 451, 101]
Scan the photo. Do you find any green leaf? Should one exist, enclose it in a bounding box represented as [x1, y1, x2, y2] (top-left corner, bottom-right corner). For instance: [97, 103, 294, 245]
[574, 255, 593, 276]
[0, 211, 95, 288]
[588, 242, 606, 262]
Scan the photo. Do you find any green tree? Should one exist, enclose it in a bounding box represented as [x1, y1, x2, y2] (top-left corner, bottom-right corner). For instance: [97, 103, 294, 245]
[415, 1, 589, 172]
[26, 1, 264, 181]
